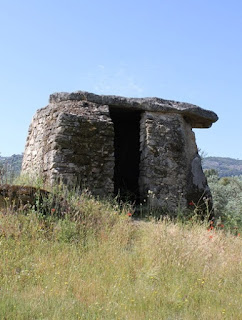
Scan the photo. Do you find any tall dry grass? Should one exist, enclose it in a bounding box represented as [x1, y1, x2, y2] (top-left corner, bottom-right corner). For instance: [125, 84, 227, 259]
[0, 194, 241, 319]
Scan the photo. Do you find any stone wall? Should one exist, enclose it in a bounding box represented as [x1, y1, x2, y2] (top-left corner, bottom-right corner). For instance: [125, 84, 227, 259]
[22, 100, 115, 195]
[52, 111, 114, 195]
[139, 112, 200, 210]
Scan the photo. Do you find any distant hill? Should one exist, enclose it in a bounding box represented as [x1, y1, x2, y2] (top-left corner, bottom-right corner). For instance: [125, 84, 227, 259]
[0, 154, 23, 180]
[203, 157, 242, 177]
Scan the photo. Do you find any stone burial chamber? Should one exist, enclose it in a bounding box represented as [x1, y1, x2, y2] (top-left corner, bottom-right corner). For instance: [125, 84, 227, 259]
[22, 91, 218, 212]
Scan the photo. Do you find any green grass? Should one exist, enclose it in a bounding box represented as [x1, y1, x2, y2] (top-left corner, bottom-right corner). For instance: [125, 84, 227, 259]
[0, 193, 241, 320]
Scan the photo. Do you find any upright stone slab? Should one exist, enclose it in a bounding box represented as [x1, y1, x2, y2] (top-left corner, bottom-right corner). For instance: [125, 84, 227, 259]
[22, 99, 115, 196]
[22, 91, 218, 212]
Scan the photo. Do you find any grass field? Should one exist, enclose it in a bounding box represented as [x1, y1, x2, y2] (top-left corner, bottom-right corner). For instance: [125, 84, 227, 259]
[0, 192, 241, 320]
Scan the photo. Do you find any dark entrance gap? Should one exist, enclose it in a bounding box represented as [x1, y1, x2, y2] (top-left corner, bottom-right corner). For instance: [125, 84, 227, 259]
[109, 107, 141, 202]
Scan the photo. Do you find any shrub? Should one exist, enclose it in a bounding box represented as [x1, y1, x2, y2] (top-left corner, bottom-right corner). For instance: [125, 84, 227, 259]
[207, 173, 242, 232]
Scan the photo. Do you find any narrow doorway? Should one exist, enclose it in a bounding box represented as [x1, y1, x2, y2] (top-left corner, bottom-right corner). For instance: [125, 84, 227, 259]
[109, 107, 141, 202]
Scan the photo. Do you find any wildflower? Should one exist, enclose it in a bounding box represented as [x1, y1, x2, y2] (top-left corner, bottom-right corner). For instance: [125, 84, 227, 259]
[51, 208, 56, 214]
[207, 221, 215, 231]
[188, 201, 193, 206]
[127, 212, 132, 217]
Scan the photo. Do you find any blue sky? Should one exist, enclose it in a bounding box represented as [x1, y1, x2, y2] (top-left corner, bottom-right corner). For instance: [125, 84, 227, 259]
[0, 0, 241, 159]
